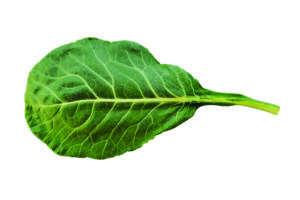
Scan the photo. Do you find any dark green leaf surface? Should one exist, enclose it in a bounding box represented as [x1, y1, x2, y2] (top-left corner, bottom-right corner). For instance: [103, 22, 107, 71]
[25, 37, 279, 159]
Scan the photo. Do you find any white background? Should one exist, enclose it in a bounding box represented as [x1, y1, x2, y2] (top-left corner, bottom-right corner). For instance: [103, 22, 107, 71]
[0, 0, 299, 199]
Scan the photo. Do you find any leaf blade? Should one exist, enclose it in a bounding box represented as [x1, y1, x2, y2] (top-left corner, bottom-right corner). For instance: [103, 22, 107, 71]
[25, 38, 201, 159]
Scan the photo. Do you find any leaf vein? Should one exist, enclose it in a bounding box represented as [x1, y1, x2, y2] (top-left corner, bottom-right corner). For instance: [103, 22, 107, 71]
[125, 50, 160, 98]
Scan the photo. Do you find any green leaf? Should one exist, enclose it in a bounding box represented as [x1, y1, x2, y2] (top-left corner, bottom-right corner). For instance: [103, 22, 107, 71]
[25, 37, 280, 159]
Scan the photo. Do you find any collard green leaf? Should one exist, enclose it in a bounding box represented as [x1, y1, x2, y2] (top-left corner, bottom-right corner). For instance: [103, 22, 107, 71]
[25, 37, 279, 159]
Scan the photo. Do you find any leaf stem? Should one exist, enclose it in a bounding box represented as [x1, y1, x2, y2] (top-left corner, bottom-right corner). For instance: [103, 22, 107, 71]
[198, 89, 280, 115]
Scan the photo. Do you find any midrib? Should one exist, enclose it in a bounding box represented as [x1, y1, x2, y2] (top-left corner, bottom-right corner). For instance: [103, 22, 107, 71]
[36, 97, 203, 107]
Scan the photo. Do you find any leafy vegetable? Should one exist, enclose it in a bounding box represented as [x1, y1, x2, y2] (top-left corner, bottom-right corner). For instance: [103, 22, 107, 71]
[25, 37, 279, 159]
